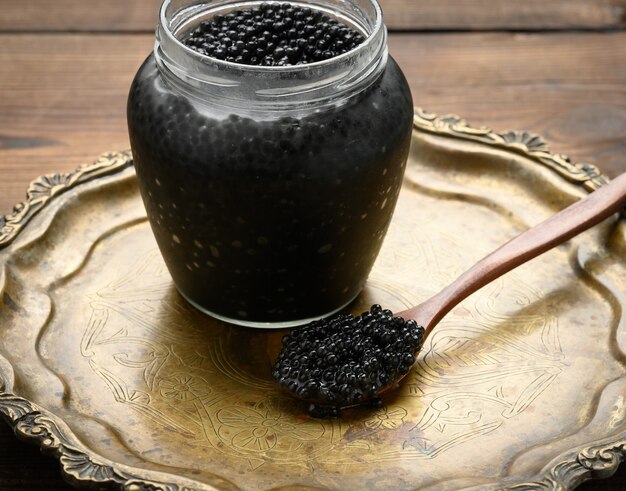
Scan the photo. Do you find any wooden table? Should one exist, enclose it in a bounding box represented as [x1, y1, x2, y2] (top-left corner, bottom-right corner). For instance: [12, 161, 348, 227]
[1, 1, 625, 489]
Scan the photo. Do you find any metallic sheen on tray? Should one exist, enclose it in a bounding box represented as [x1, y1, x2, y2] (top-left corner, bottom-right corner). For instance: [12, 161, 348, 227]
[0, 109, 624, 490]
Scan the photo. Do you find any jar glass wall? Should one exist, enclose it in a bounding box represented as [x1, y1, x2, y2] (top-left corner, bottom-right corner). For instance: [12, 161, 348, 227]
[127, 0, 414, 327]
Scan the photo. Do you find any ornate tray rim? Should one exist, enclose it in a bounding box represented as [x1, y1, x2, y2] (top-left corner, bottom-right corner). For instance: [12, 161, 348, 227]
[0, 107, 623, 490]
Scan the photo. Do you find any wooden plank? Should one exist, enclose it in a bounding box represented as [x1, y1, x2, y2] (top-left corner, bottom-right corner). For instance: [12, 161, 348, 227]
[0, 0, 161, 32]
[0, 0, 625, 32]
[0, 33, 153, 212]
[0, 31, 625, 214]
[380, 0, 626, 31]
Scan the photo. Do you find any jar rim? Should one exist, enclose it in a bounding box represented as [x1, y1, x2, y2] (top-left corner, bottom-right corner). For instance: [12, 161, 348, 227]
[155, 0, 388, 111]
[158, 0, 384, 74]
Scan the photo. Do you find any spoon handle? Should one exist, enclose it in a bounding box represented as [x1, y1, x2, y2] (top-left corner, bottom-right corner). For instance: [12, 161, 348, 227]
[400, 173, 626, 333]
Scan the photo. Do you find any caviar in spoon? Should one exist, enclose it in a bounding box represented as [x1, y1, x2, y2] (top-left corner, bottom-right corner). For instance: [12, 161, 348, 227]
[273, 173, 626, 417]
[273, 304, 424, 417]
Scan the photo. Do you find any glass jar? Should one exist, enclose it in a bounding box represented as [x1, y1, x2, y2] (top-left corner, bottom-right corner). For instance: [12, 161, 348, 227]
[127, 0, 413, 328]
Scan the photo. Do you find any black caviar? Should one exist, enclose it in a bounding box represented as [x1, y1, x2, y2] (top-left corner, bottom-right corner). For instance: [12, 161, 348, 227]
[183, 2, 365, 66]
[128, 58, 412, 323]
[273, 305, 425, 416]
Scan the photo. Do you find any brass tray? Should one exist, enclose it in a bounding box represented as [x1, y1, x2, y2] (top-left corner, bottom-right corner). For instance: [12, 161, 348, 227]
[1, 109, 625, 490]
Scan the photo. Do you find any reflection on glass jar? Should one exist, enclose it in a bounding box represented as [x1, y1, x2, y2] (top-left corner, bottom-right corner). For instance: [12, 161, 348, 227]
[127, 0, 414, 328]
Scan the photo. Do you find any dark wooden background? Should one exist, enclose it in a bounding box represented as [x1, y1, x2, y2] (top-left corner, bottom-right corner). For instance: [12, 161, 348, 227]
[0, 0, 625, 489]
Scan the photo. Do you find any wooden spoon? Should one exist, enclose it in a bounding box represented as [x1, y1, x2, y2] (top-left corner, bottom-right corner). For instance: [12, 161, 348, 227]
[273, 173, 626, 418]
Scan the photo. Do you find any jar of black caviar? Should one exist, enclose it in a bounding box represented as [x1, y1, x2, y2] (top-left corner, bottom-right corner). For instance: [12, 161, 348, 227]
[127, 0, 413, 328]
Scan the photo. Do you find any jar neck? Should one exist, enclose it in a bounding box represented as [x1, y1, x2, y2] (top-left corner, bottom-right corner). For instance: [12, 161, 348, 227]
[154, 0, 388, 113]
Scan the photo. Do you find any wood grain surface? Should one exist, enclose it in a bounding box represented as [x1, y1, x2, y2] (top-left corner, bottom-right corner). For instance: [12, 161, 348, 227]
[1, 0, 626, 32]
[381, 0, 626, 30]
[1, 1, 626, 490]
